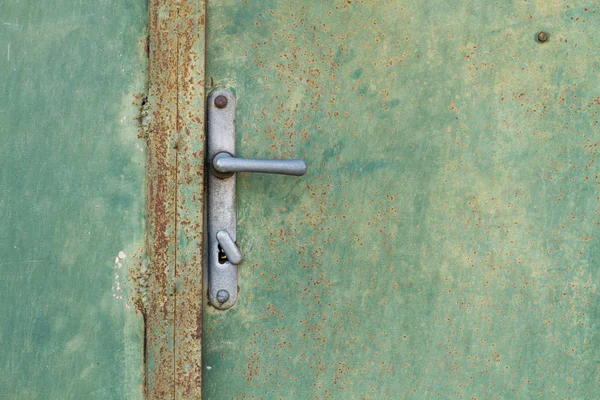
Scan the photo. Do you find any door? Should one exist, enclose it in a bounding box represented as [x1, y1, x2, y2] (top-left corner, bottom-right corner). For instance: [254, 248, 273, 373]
[202, 1, 599, 398]
[1, 1, 147, 398]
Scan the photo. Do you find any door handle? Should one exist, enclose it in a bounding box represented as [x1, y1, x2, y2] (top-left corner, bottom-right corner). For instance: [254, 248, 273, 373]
[212, 152, 307, 177]
[207, 87, 307, 310]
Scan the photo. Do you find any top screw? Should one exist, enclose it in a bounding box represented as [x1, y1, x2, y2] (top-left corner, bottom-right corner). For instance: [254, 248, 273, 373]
[537, 31, 548, 43]
[214, 95, 228, 109]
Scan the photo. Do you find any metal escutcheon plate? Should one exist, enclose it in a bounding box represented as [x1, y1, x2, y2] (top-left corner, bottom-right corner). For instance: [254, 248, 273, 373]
[207, 88, 238, 310]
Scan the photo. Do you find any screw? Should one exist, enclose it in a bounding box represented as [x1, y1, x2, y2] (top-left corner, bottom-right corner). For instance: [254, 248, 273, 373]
[216, 290, 230, 303]
[537, 31, 548, 43]
[214, 95, 228, 109]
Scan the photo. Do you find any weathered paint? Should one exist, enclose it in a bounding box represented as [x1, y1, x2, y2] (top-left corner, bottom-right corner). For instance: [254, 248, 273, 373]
[0, 0, 147, 398]
[204, 1, 599, 399]
[145, 0, 206, 398]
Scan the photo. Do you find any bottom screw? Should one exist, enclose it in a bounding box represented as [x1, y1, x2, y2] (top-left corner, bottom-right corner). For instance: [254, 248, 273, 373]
[537, 31, 549, 43]
[216, 290, 230, 303]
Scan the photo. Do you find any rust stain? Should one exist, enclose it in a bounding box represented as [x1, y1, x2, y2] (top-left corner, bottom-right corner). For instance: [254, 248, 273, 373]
[145, 0, 206, 398]
[203, 2, 600, 398]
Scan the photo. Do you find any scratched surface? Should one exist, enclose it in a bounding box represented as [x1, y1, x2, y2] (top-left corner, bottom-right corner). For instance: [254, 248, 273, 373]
[0, 1, 147, 398]
[145, 1, 206, 398]
[203, 1, 599, 398]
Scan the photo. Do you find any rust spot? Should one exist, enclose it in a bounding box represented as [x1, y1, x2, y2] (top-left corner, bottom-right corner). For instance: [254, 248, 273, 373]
[132, 93, 149, 138]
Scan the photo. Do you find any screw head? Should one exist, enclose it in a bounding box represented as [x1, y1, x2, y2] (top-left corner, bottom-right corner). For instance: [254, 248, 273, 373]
[214, 95, 228, 109]
[216, 290, 230, 303]
[537, 31, 549, 43]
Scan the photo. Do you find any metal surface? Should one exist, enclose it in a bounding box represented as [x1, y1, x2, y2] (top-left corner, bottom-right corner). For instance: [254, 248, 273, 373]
[207, 87, 308, 310]
[216, 290, 231, 304]
[1, 1, 147, 398]
[204, 2, 600, 398]
[213, 152, 307, 176]
[207, 88, 238, 310]
[217, 230, 243, 265]
[145, 0, 206, 397]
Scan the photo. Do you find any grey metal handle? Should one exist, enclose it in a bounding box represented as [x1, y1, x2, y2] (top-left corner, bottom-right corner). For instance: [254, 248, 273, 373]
[216, 230, 243, 265]
[213, 152, 307, 177]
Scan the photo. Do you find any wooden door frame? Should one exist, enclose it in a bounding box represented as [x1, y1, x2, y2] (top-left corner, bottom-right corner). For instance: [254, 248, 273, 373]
[144, 1, 206, 398]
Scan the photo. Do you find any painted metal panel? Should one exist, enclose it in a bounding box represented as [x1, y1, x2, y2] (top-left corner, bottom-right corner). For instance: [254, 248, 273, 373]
[203, 1, 599, 398]
[1, 1, 147, 398]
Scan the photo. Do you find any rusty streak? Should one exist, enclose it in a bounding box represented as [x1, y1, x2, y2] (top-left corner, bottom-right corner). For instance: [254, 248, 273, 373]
[145, 1, 206, 399]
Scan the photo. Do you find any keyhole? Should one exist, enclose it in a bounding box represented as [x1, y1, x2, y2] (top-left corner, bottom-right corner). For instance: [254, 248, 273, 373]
[217, 244, 228, 264]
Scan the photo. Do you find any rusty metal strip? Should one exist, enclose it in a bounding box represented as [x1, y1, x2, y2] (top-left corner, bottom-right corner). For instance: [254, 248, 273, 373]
[145, 1, 206, 398]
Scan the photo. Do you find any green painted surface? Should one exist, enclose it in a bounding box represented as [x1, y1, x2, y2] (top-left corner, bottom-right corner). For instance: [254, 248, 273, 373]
[204, 1, 599, 398]
[0, 1, 147, 398]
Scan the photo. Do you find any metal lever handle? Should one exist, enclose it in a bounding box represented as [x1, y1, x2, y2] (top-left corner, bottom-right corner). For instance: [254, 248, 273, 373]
[212, 152, 307, 177]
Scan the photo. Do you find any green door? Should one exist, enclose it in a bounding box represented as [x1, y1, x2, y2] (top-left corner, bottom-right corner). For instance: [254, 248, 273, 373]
[1, 1, 147, 398]
[203, 1, 599, 398]
[4, 1, 599, 399]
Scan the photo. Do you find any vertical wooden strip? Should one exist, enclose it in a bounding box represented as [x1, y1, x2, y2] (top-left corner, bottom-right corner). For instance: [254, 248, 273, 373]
[146, 1, 206, 398]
